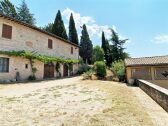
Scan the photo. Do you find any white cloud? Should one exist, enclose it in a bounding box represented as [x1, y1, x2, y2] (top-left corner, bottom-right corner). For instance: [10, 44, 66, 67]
[153, 34, 168, 44]
[62, 8, 131, 44]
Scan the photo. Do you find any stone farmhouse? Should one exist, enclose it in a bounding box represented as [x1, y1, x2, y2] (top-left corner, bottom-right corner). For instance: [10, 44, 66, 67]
[0, 14, 79, 82]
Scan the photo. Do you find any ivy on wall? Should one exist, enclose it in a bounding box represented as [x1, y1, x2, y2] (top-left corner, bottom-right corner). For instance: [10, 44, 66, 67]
[0, 50, 79, 64]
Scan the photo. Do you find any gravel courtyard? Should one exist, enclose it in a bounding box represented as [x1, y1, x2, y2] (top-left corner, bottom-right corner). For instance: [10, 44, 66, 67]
[0, 76, 167, 126]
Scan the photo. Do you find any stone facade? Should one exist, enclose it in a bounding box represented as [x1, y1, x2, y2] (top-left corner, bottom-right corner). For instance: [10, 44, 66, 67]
[126, 66, 168, 82]
[0, 17, 79, 81]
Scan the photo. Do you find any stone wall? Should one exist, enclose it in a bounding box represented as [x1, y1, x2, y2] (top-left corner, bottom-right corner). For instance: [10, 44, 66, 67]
[0, 54, 79, 81]
[137, 79, 168, 112]
[126, 66, 168, 82]
[0, 54, 44, 81]
[0, 17, 79, 60]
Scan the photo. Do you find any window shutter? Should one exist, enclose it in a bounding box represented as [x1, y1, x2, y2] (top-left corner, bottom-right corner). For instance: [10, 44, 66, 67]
[2, 24, 12, 39]
[48, 39, 53, 49]
[71, 47, 73, 54]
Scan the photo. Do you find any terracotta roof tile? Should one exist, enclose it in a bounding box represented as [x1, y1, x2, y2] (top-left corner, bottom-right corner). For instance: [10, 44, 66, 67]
[125, 55, 168, 66]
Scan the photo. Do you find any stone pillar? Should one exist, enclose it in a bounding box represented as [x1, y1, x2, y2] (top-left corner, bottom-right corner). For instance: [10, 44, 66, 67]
[151, 67, 155, 80]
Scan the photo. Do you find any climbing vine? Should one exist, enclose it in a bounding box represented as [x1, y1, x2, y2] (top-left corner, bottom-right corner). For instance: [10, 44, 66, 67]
[0, 50, 79, 80]
[0, 50, 79, 64]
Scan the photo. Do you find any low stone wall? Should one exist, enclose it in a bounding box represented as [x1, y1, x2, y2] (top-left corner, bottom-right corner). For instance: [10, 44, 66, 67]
[137, 80, 168, 112]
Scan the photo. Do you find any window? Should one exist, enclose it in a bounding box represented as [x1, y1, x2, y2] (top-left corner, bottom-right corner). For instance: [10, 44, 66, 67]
[71, 47, 73, 54]
[131, 68, 151, 80]
[48, 39, 53, 49]
[154, 67, 168, 80]
[25, 64, 28, 69]
[0, 58, 9, 72]
[2, 24, 12, 39]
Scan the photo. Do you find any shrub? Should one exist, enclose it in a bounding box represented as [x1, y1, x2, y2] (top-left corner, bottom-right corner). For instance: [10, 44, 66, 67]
[28, 75, 36, 81]
[94, 61, 106, 78]
[83, 70, 94, 80]
[77, 64, 91, 74]
[111, 60, 125, 81]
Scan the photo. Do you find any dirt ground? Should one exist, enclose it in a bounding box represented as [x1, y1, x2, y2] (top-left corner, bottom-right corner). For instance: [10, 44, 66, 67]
[0, 76, 167, 126]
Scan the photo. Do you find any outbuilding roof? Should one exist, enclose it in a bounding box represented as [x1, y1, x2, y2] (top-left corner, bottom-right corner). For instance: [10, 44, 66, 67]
[125, 55, 168, 67]
[0, 14, 80, 48]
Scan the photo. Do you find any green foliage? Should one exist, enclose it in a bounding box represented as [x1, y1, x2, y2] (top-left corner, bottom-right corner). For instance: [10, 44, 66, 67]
[16, 0, 36, 25]
[55, 62, 61, 72]
[41, 23, 53, 33]
[94, 61, 106, 77]
[111, 60, 125, 81]
[32, 67, 37, 74]
[83, 70, 94, 80]
[79, 24, 93, 64]
[28, 75, 36, 81]
[0, 50, 79, 64]
[109, 29, 129, 62]
[92, 45, 104, 63]
[77, 64, 91, 74]
[69, 13, 79, 45]
[102, 29, 129, 66]
[0, 0, 17, 18]
[52, 10, 68, 40]
[101, 31, 111, 66]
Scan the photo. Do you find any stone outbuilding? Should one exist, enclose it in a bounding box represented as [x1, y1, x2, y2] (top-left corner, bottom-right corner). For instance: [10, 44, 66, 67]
[125, 55, 168, 84]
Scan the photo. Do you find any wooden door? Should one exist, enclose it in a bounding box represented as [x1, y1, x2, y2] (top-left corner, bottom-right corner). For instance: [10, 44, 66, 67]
[44, 63, 54, 78]
[63, 64, 68, 77]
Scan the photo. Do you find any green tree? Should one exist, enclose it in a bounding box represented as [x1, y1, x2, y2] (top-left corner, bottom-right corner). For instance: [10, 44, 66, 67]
[69, 13, 79, 45]
[92, 45, 104, 63]
[0, 0, 17, 18]
[101, 31, 111, 66]
[109, 29, 129, 62]
[17, 0, 36, 25]
[52, 10, 68, 40]
[79, 24, 93, 64]
[41, 23, 53, 33]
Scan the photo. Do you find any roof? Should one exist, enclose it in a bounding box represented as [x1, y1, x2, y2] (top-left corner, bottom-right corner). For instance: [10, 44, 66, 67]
[0, 14, 80, 48]
[125, 55, 168, 67]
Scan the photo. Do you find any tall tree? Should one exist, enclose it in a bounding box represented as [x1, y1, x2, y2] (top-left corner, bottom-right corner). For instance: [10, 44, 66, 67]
[0, 0, 17, 18]
[52, 10, 68, 40]
[79, 24, 93, 64]
[101, 31, 111, 66]
[109, 29, 129, 63]
[41, 23, 53, 33]
[17, 0, 36, 25]
[69, 13, 79, 45]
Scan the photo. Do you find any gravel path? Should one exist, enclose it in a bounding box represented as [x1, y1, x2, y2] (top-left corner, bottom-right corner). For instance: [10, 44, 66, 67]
[131, 86, 168, 126]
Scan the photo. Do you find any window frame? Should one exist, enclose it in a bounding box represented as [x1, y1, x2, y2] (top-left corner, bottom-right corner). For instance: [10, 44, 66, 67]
[48, 39, 53, 49]
[0, 57, 9, 73]
[2, 24, 12, 39]
[71, 47, 73, 54]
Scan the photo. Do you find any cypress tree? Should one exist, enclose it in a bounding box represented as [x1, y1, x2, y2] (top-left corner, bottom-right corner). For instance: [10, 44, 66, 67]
[79, 24, 93, 64]
[52, 10, 68, 40]
[0, 0, 17, 18]
[101, 32, 110, 66]
[17, 0, 36, 25]
[69, 13, 79, 45]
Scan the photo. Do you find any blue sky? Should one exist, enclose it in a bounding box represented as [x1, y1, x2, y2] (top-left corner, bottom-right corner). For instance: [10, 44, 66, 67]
[11, 0, 168, 58]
